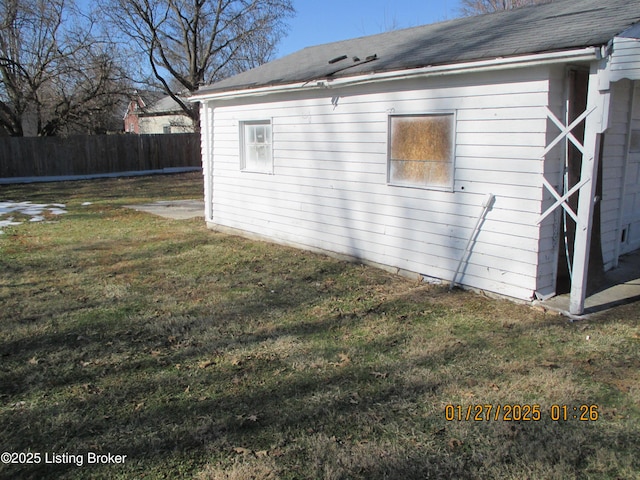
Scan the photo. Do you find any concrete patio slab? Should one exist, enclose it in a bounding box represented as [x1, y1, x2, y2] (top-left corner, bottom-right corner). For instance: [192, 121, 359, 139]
[537, 249, 640, 318]
[125, 200, 204, 220]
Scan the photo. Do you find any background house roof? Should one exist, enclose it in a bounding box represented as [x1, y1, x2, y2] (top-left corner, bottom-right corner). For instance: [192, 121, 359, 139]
[197, 0, 640, 95]
[143, 95, 189, 115]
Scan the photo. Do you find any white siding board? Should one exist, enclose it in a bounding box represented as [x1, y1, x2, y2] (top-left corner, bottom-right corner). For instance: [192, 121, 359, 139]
[276, 141, 387, 155]
[455, 157, 543, 174]
[457, 107, 548, 121]
[455, 168, 542, 187]
[457, 132, 546, 147]
[455, 180, 542, 200]
[276, 158, 386, 175]
[275, 120, 386, 133]
[273, 167, 385, 185]
[276, 151, 387, 168]
[274, 131, 386, 144]
[455, 144, 544, 160]
[456, 118, 547, 133]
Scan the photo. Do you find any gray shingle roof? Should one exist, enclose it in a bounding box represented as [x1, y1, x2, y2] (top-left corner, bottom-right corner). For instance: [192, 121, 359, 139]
[144, 95, 188, 114]
[196, 0, 640, 95]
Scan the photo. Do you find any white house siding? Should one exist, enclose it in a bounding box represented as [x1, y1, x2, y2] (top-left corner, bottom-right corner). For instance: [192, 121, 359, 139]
[609, 34, 640, 83]
[607, 31, 640, 257]
[206, 67, 555, 300]
[600, 80, 633, 266]
[617, 80, 640, 255]
[139, 114, 194, 134]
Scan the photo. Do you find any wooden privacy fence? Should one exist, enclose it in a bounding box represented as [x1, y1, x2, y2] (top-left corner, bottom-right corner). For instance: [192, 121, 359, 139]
[0, 133, 201, 180]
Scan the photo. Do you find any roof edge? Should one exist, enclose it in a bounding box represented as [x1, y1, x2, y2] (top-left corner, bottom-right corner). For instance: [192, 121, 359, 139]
[190, 47, 601, 103]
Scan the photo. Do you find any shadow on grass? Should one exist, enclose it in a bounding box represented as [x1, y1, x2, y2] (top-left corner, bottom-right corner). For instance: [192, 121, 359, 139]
[4, 318, 638, 479]
[1, 174, 639, 479]
[3, 282, 639, 479]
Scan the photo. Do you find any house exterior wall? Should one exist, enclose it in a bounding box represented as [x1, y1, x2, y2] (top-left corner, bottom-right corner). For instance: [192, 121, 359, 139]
[609, 33, 640, 83]
[124, 99, 143, 134]
[601, 80, 633, 265]
[138, 114, 194, 134]
[204, 66, 560, 301]
[610, 79, 640, 256]
[605, 29, 640, 259]
[124, 111, 139, 133]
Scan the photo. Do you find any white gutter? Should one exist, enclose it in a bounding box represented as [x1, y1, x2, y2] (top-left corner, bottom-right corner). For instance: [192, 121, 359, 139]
[190, 47, 602, 103]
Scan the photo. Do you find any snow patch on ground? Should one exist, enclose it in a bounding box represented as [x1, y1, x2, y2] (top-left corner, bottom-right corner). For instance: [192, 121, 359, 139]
[0, 201, 67, 234]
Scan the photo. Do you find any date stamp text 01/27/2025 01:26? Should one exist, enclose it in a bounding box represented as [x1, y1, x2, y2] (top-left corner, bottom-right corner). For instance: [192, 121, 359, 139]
[445, 404, 599, 422]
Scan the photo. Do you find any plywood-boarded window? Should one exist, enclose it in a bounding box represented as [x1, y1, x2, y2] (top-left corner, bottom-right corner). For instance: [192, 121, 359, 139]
[388, 114, 455, 189]
[241, 120, 272, 173]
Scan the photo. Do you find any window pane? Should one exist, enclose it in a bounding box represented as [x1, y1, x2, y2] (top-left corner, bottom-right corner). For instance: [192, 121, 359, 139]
[389, 114, 454, 188]
[246, 125, 256, 144]
[255, 145, 267, 165]
[241, 121, 272, 172]
[246, 145, 257, 166]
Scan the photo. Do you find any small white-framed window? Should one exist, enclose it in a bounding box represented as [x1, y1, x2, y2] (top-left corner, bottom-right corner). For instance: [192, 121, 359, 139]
[388, 113, 455, 190]
[240, 120, 272, 173]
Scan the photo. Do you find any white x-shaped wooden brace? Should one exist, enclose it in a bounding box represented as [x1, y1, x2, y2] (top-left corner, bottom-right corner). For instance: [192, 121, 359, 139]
[536, 106, 597, 225]
[538, 176, 589, 224]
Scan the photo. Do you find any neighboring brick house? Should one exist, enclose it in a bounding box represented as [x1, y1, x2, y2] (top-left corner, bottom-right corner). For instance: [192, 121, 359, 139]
[123, 92, 156, 134]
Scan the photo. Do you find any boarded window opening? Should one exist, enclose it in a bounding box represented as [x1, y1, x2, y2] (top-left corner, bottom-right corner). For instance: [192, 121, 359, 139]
[388, 114, 455, 189]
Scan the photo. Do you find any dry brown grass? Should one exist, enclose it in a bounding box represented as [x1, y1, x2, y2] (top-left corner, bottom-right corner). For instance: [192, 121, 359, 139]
[0, 173, 638, 479]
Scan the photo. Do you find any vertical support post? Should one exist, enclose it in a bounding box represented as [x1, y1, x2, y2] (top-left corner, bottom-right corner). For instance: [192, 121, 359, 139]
[569, 64, 610, 315]
[569, 135, 601, 314]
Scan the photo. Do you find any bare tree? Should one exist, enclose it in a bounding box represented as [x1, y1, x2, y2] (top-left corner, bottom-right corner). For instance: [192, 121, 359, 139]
[0, 0, 129, 136]
[100, 0, 294, 131]
[459, 0, 553, 16]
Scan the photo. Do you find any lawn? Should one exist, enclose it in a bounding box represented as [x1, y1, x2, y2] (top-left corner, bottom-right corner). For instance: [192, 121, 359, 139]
[1, 173, 639, 480]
